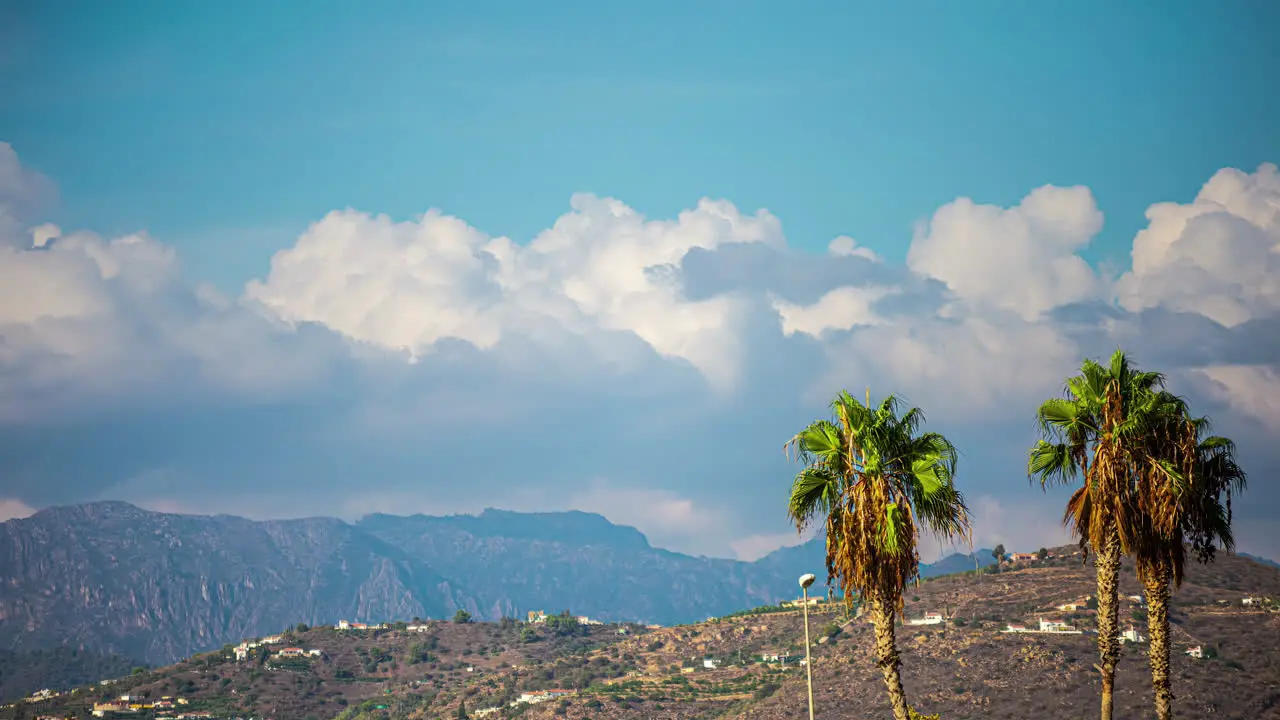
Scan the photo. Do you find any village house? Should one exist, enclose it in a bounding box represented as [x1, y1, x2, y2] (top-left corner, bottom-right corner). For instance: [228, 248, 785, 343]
[907, 612, 945, 626]
[783, 596, 821, 608]
[526, 610, 548, 624]
[1003, 624, 1029, 633]
[515, 689, 572, 705]
[1127, 594, 1145, 604]
[1038, 618, 1082, 634]
[703, 657, 722, 669]
[1186, 645, 1203, 659]
[1120, 626, 1146, 643]
[337, 620, 374, 630]
[1009, 552, 1038, 563]
[575, 615, 603, 625]
[405, 623, 430, 632]
[1242, 597, 1263, 606]
[275, 647, 306, 658]
[260, 635, 283, 644]
[91, 702, 132, 717]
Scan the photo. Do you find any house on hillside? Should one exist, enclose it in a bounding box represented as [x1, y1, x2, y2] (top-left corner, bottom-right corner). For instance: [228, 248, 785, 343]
[784, 596, 821, 608]
[91, 703, 130, 717]
[337, 620, 370, 630]
[760, 651, 800, 664]
[575, 615, 603, 625]
[515, 689, 572, 705]
[1243, 597, 1263, 606]
[234, 644, 249, 661]
[1009, 552, 1038, 563]
[1186, 645, 1203, 659]
[1127, 594, 1145, 604]
[907, 612, 944, 626]
[261, 635, 283, 644]
[406, 623, 430, 632]
[1038, 618, 1082, 634]
[1003, 624, 1029, 633]
[1120, 626, 1146, 644]
[1055, 596, 1092, 612]
[275, 647, 306, 658]
[703, 658, 722, 669]
[527, 610, 547, 624]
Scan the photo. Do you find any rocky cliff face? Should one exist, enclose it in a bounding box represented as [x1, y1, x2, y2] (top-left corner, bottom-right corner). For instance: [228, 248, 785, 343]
[0, 502, 464, 664]
[0, 502, 991, 666]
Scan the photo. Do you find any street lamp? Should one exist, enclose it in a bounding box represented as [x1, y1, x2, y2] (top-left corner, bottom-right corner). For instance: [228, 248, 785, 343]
[799, 573, 817, 720]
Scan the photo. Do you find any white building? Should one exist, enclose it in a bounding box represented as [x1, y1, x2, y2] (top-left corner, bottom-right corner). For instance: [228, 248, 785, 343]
[1127, 594, 1145, 604]
[703, 658, 721, 669]
[1120, 627, 1146, 644]
[907, 612, 944, 626]
[1038, 618, 1082, 634]
[1242, 597, 1262, 606]
[1186, 645, 1203, 659]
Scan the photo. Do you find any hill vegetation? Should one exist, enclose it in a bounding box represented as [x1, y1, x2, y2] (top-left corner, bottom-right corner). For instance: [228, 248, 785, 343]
[6, 547, 1277, 720]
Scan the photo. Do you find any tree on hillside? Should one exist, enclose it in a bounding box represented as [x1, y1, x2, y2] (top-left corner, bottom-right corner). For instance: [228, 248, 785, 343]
[1036, 547, 1049, 560]
[991, 544, 1006, 569]
[1028, 350, 1182, 720]
[453, 610, 472, 624]
[1132, 411, 1245, 720]
[455, 698, 469, 719]
[787, 390, 970, 720]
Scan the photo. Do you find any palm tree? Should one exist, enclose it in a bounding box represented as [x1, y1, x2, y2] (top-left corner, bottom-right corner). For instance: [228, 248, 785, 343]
[787, 390, 969, 720]
[1028, 350, 1176, 720]
[1132, 412, 1245, 720]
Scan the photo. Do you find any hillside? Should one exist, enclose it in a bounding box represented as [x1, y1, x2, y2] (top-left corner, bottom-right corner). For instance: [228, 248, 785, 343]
[0, 502, 985, 674]
[7, 547, 1278, 720]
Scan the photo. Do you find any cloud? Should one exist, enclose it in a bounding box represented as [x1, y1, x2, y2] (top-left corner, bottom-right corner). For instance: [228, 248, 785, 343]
[1, 142, 1278, 561]
[566, 480, 735, 557]
[966, 495, 1074, 556]
[245, 194, 785, 391]
[906, 184, 1105, 321]
[1116, 163, 1280, 327]
[0, 497, 35, 523]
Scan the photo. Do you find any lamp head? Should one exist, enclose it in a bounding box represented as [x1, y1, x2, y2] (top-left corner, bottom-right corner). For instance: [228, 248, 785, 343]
[799, 573, 816, 589]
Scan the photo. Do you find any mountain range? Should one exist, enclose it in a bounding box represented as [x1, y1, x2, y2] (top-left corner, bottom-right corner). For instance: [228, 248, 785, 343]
[0, 501, 995, 670]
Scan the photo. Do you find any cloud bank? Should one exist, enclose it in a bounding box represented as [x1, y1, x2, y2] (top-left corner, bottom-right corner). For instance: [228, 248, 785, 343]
[1, 141, 1277, 561]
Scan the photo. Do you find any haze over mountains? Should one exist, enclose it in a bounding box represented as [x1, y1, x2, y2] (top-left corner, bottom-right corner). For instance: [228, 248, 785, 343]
[0, 502, 994, 668]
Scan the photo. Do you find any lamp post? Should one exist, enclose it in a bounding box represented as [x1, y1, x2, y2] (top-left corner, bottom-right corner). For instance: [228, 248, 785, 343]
[799, 573, 817, 720]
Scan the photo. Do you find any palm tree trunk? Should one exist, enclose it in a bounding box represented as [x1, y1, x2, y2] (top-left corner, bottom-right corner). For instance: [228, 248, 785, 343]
[1095, 533, 1122, 720]
[1145, 560, 1173, 720]
[871, 593, 911, 720]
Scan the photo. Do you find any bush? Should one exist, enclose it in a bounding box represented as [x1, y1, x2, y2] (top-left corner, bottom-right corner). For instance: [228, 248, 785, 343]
[454, 609, 473, 624]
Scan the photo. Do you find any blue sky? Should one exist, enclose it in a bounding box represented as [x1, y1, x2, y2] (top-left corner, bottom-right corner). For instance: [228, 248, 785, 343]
[5, 1, 1277, 291]
[1, 1, 1278, 561]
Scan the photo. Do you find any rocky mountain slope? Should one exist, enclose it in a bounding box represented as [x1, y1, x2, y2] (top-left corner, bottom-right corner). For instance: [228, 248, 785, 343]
[0, 502, 991, 672]
[7, 548, 1278, 720]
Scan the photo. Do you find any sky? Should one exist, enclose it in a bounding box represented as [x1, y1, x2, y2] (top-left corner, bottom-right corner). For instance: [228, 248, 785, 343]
[0, 0, 1278, 563]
